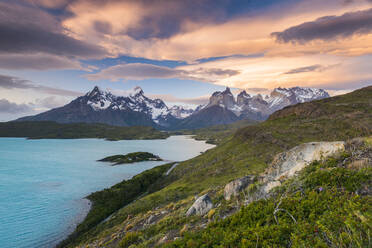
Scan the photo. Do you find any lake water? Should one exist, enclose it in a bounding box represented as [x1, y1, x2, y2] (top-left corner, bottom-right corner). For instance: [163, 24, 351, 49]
[0, 136, 214, 248]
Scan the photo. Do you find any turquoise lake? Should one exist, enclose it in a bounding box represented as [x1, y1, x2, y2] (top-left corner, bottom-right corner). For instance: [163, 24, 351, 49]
[0, 136, 214, 248]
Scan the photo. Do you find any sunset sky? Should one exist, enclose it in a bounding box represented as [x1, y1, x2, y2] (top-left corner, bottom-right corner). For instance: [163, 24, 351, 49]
[1, 0, 371, 120]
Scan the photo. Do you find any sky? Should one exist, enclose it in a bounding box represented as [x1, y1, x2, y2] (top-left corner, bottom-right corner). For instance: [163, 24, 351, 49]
[0, 0, 372, 121]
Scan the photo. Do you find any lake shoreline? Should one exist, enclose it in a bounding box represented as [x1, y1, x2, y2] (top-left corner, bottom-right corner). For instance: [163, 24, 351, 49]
[54, 135, 214, 247]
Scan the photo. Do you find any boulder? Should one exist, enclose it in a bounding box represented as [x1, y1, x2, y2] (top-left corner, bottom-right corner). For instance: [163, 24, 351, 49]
[146, 214, 156, 225]
[186, 194, 213, 216]
[263, 141, 345, 192]
[243, 141, 346, 205]
[224, 175, 255, 201]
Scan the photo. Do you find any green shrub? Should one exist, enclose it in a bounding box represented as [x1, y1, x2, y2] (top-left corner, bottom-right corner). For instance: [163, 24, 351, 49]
[165, 156, 372, 248]
[119, 232, 141, 248]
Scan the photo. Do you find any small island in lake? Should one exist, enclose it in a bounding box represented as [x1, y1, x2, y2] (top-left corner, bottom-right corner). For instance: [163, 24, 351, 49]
[98, 152, 162, 165]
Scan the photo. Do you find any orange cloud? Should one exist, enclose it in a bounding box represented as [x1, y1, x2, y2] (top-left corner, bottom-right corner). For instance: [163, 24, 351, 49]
[59, 0, 372, 92]
[60, 0, 372, 61]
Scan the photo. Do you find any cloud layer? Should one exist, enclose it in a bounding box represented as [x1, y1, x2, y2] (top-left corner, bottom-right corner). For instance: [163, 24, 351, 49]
[0, 2, 106, 61]
[283, 64, 340, 74]
[272, 8, 372, 43]
[0, 74, 81, 96]
[0, 99, 33, 114]
[86, 63, 239, 82]
[0, 54, 84, 70]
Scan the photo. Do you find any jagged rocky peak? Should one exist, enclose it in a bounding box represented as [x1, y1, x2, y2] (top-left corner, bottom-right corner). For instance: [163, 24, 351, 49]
[86, 86, 116, 110]
[223, 87, 233, 95]
[88, 85, 101, 95]
[87, 86, 106, 98]
[238, 90, 250, 98]
[209, 87, 236, 108]
[130, 86, 144, 96]
[197, 85, 330, 122]
[237, 90, 251, 105]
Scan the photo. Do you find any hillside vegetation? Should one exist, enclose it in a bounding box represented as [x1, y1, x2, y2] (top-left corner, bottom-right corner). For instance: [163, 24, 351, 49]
[62, 86, 372, 247]
[168, 140, 372, 247]
[0, 121, 169, 140]
[172, 120, 257, 144]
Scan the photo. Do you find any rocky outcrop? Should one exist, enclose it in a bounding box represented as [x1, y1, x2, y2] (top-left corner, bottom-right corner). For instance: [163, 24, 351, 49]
[262, 141, 345, 193]
[236, 90, 251, 106]
[234, 141, 346, 205]
[224, 176, 255, 201]
[186, 194, 213, 216]
[208, 87, 236, 109]
[223, 141, 346, 205]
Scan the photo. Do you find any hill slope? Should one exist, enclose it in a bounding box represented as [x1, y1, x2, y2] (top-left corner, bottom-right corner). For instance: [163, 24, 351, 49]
[61, 86, 371, 247]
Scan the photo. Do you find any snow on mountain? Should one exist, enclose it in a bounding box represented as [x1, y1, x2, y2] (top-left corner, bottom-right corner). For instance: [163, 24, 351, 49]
[202, 86, 330, 120]
[169, 105, 194, 119]
[85, 86, 194, 123]
[86, 87, 117, 110]
[15, 85, 330, 129]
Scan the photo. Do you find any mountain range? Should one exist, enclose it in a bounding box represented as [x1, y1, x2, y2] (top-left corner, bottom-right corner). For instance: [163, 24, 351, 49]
[17, 86, 330, 129]
[60, 86, 372, 248]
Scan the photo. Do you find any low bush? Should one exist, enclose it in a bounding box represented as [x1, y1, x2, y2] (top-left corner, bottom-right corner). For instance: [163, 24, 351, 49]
[166, 155, 372, 247]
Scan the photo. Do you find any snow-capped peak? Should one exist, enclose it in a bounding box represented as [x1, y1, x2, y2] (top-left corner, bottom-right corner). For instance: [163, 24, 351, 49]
[169, 105, 194, 119]
[84, 86, 194, 123]
[129, 86, 144, 96]
[86, 86, 116, 110]
[87, 86, 103, 97]
[203, 86, 330, 119]
[272, 87, 330, 103]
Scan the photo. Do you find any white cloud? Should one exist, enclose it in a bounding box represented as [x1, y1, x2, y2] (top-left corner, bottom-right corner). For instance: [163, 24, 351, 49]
[85, 63, 239, 82]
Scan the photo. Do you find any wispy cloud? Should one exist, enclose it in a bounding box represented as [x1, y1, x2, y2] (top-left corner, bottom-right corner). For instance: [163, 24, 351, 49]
[283, 64, 340, 74]
[0, 54, 85, 70]
[0, 74, 81, 97]
[272, 8, 372, 43]
[85, 63, 239, 82]
[0, 99, 34, 114]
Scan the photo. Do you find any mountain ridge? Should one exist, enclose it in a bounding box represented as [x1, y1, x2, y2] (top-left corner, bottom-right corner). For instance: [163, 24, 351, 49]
[177, 86, 330, 128]
[17, 85, 330, 129]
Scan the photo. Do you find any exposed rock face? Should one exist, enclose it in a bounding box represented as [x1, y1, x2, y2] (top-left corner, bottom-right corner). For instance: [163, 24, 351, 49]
[262, 141, 345, 193]
[208, 87, 236, 109]
[224, 176, 255, 201]
[146, 215, 156, 225]
[186, 194, 213, 216]
[241, 141, 346, 204]
[236, 90, 251, 106]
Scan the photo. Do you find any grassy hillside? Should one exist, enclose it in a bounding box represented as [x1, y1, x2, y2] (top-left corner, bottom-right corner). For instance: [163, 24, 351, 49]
[168, 141, 372, 247]
[0, 121, 169, 140]
[172, 120, 257, 144]
[61, 86, 372, 247]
